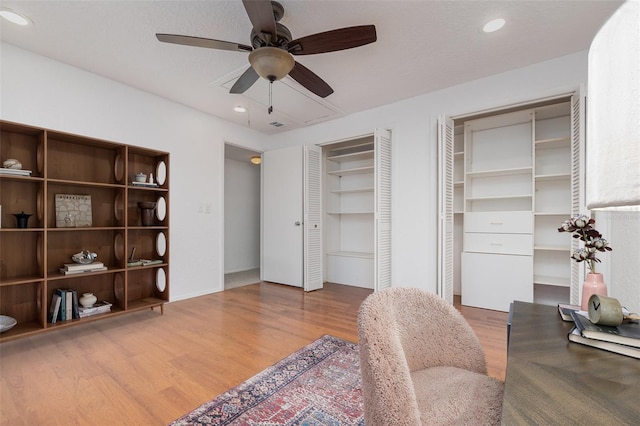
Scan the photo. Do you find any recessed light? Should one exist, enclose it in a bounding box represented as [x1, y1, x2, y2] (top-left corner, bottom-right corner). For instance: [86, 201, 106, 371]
[483, 18, 505, 33]
[234, 106, 247, 113]
[250, 155, 261, 165]
[0, 8, 33, 26]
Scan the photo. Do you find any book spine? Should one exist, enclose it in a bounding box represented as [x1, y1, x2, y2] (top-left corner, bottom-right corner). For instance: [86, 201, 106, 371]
[65, 290, 73, 321]
[71, 290, 80, 319]
[49, 294, 61, 324]
[55, 289, 66, 321]
[63, 262, 104, 271]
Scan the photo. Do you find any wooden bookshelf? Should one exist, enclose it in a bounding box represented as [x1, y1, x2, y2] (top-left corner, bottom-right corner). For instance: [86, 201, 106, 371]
[0, 120, 169, 342]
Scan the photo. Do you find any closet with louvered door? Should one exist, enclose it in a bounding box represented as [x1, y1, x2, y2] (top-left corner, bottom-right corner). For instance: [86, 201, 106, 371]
[323, 129, 391, 291]
[438, 93, 585, 311]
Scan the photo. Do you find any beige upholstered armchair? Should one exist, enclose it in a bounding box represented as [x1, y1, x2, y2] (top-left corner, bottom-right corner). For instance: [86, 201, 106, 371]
[357, 287, 504, 425]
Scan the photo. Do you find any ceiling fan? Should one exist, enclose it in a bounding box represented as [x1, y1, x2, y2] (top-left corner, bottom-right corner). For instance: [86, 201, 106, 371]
[156, 0, 377, 99]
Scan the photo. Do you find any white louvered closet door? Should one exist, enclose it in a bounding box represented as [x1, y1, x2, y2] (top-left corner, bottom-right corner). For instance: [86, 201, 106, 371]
[374, 129, 392, 291]
[437, 115, 455, 304]
[570, 90, 587, 304]
[304, 145, 323, 292]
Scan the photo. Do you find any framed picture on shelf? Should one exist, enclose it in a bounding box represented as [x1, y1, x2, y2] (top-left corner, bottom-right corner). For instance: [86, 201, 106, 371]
[54, 194, 93, 227]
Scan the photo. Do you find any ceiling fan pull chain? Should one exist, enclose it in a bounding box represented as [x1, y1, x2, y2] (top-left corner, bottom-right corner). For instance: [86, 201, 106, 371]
[268, 81, 274, 114]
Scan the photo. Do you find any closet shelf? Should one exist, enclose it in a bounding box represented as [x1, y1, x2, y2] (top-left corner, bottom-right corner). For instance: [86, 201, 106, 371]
[327, 166, 374, 177]
[534, 275, 570, 287]
[326, 251, 374, 259]
[466, 167, 532, 178]
[327, 149, 374, 163]
[330, 187, 374, 194]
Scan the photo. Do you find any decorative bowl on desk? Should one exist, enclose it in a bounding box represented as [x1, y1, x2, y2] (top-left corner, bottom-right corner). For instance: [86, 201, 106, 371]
[0, 315, 17, 333]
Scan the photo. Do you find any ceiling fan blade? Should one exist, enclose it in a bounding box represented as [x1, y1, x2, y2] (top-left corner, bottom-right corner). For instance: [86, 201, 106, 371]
[242, 0, 277, 44]
[288, 25, 377, 55]
[230, 67, 260, 94]
[156, 34, 252, 52]
[288, 61, 334, 98]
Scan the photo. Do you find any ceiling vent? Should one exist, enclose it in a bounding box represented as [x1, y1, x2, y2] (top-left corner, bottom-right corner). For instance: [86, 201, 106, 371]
[269, 121, 285, 128]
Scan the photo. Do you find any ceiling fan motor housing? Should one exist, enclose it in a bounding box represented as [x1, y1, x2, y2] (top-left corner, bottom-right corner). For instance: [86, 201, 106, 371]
[251, 22, 292, 49]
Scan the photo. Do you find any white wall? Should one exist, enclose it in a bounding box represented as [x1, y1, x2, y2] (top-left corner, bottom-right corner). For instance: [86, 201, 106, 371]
[224, 158, 260, 273]
[1, 42, 267, 301]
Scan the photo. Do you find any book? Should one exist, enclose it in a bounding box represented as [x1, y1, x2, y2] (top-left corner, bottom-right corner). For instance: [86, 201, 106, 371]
[568, 327, 640, 359]
[49, 293, 62, 324]
[127, 259, 163, 267]
[131, 181, 158, 188]
[62, 262, 104, 271]
[65, 290, 73, 321]
[71, 290, 80, 319]
[55, 289, 67, 321]
[558, 303, 581, 321]
[59, 267, 107, 275]
[570, 311, 640, 348]
[79, 300, 112, 318]
[0, 168, 32, 176]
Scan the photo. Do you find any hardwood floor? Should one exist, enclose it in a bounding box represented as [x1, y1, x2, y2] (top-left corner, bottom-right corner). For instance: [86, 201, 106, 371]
[0, 283, 508, 425]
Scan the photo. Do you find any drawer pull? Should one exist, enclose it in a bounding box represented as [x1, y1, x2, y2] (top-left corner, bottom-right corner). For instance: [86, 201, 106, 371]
[490, 222, 504, 225]
[490, 243, 503, 246]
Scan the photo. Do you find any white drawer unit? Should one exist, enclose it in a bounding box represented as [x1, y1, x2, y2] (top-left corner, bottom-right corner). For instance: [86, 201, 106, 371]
[464, 233, 533, 256]
[464, 212, 533, 234]
[462, 252, 534, 312]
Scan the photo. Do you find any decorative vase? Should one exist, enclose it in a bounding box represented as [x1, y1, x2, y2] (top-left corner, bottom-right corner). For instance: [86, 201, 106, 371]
[13, 211, 32, 229]
[581, 273, 607, 311]
[79, 292, 97, 308]
[138, 202, 157, 226]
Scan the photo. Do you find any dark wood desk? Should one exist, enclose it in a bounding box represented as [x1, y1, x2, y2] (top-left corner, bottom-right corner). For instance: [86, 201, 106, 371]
[502, 301, 640, 425]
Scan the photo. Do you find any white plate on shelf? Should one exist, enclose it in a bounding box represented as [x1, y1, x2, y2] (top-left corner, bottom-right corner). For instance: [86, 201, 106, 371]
[0, 315, 17, 333]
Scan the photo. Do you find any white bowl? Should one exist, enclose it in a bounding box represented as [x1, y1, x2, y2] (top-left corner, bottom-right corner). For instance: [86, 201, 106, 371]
[0, 315, 17, 333]
[134, 173, 147, 182]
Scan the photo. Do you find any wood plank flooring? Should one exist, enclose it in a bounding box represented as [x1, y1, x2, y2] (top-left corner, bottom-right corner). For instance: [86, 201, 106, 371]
[0, 283, 508, 425]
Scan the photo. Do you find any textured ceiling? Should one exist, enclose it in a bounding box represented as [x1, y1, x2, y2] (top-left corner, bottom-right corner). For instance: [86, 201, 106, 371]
[0, 0, 623, 134]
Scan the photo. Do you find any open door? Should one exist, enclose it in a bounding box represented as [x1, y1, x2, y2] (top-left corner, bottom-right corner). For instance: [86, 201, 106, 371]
[261, 145, 322, 291]
[262, 146, 304, 287]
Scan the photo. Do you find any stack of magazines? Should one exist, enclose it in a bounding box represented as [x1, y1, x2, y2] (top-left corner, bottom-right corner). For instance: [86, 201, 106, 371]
[560, 304, 640, 359]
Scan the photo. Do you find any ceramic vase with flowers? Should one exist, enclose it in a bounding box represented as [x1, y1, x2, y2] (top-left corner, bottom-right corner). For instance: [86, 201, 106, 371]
[558, 214, 613, 310]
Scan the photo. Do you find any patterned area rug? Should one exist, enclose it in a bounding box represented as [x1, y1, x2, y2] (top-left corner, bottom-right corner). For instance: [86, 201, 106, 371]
[169, 335, 364, 426]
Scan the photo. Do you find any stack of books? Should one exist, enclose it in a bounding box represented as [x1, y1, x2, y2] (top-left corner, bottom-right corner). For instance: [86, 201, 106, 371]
[49, 290, 112, 323]
[127, 259, 163, 267]
[131, 181, 158, 188]
[59, 262, 107, 275]
[0, 167, 32, 176]
[49, 288, 79, 323]
[79, 300, 112, 318]
[565, 307, 640, 359]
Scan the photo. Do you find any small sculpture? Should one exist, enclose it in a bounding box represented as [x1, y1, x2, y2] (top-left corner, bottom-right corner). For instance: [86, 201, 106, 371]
[72, 250, 98, 264]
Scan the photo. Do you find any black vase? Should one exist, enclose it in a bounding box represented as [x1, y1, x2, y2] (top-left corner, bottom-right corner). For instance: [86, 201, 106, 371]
[13, 211, 32, 229]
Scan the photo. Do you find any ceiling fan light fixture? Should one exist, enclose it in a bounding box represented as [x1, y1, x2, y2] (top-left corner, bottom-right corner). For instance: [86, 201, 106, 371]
[248, 47, 295, 81]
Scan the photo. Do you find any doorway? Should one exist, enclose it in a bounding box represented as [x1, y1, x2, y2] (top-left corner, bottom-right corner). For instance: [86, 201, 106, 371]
[224, 144, 262, 289]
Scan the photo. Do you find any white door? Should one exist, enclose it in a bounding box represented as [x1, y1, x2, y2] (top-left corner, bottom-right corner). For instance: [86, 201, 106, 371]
[262, 146, 304, 287]
[437, 115, 455, 304]
[304, 145, 323, 291]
